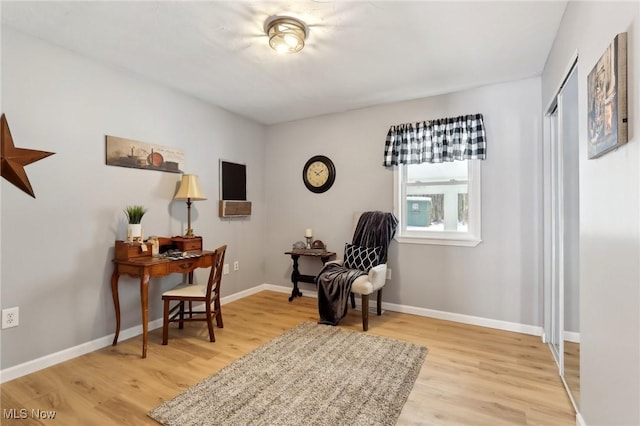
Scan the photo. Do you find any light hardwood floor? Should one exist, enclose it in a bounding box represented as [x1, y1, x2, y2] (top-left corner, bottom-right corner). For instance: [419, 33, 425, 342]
[1, 291, 575, 425]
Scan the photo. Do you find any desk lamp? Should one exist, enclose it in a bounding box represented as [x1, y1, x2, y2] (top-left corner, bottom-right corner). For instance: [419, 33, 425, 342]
[174, 174, 207, 237]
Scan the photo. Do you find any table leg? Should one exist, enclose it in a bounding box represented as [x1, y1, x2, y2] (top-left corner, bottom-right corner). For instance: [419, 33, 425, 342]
[111, 269, 121, 346]
[288, 255, 303, 302]
[140, 273, 150, 358]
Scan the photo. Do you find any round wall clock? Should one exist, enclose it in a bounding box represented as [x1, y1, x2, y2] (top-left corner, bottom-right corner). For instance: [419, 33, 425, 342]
[302, 155, 336, 193]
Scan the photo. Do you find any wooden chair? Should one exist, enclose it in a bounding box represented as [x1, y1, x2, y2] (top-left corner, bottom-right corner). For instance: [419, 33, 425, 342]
[162, 244, 227, 345]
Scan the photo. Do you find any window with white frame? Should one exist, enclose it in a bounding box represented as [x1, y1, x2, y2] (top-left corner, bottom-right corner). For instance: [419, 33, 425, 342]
[393, 159, 482, 246]
[383, 113, 486, 246]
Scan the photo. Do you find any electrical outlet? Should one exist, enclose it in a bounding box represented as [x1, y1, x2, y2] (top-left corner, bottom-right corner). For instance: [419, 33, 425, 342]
[2, 307, 19, 329]
[386, 268, 392, 280]
[223, 264, 229, 275]
[233, 261, 239, 271]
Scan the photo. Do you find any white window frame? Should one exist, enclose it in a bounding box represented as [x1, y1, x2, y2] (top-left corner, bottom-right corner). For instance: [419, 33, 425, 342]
[393, 161, 482, 247]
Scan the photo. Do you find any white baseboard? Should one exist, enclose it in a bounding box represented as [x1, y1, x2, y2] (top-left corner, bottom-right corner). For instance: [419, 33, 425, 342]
[380, 300, 543, 336]
[0, 285, 288, 383]
[1, 282, 542, 383]
[576, 412, 586, 426]
[266, 283, 542, 336]
[262, 283, 318, 298]
[564, 330, 581, 343]
[220, 284, 274, 303]
[0, 318, 163, 384]
[540, 330, 580, 344]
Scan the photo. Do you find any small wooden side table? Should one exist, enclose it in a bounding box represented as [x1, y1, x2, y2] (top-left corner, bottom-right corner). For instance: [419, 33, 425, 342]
[284, 249, 336, 302]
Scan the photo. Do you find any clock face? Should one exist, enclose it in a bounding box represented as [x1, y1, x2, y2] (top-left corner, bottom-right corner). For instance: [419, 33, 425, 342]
[306, 161, 329, 187]
[303, 155, 335, 193]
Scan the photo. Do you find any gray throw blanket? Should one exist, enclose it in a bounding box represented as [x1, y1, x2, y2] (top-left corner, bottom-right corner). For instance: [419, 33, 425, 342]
[316, 211, 398, 326]
[352, 211, 398, 263]
[316, 262, 365, 326]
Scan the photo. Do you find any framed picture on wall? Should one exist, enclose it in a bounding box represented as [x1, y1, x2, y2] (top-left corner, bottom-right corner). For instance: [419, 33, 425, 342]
[587, 32, 628, 159]
[105, 135, 184, 173]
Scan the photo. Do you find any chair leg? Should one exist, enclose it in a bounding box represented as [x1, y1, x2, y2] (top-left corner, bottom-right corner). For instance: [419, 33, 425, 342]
[377, 289, 382, 316]
[350, 293, 356, 309]
[178, 301, 185, 329]
[205, 302, 216, 342]
[162, 299, 169, 345]
[361, 294, 369, 331]
[214, 296, 223, 328]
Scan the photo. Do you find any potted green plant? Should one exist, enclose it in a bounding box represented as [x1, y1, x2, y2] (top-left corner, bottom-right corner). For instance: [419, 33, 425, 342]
[124, 205, 147, 241]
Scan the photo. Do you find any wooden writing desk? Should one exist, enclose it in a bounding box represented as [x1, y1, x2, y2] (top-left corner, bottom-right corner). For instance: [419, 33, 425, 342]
[111, 243, 215, 358]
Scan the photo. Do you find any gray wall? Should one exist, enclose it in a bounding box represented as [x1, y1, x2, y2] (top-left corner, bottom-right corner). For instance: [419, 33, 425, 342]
[265, 77, 543, 327]
[0, 28, 267, 369]
[542, 2, 639, 424]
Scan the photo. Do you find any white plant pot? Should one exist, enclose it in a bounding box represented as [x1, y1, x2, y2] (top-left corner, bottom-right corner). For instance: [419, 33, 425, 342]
[127, 224, 142, 240]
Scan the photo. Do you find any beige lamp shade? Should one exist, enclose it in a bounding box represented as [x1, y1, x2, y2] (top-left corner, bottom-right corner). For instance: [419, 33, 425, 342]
[174, 174, 206, 237]
[174, 174, 207, 201]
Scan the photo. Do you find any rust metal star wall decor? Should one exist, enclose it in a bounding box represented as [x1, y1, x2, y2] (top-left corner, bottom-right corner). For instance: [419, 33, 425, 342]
[1, 114, 55, 198]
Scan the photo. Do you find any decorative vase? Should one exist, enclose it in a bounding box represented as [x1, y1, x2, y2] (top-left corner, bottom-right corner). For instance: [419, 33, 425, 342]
[127, 224, 142, 242]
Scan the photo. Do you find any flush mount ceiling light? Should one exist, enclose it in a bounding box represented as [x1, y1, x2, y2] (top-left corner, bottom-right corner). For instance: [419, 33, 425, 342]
[264, 16, 308, 54]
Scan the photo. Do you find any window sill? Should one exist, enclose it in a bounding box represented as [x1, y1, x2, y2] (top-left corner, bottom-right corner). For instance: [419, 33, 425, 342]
[395, 235, 482, 247]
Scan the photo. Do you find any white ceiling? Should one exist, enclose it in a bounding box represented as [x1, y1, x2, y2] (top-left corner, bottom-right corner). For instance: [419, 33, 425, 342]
[1, 1, 567, 125]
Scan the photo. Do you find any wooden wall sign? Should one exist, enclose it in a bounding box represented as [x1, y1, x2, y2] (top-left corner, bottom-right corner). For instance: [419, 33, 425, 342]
[106, 135, 184, 173]
[1, 114, 55, 198]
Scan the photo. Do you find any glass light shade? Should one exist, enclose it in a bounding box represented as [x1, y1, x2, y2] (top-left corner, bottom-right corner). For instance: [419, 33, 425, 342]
[265, 17, 307, 54]
[174, 174, 207, 200]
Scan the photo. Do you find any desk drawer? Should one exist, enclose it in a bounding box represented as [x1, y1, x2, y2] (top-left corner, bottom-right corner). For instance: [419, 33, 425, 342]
[117, 263, 168, 277]
[167, 260, 199, 273]
[167, 254, 214, 273]
[172, 237, 202, 252]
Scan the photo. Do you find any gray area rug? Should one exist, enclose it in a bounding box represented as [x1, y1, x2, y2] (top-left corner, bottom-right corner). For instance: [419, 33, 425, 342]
[148, 322, 428, 426]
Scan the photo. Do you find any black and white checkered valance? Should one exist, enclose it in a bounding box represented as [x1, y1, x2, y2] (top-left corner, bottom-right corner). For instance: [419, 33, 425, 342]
[383, 113, 486, 166]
